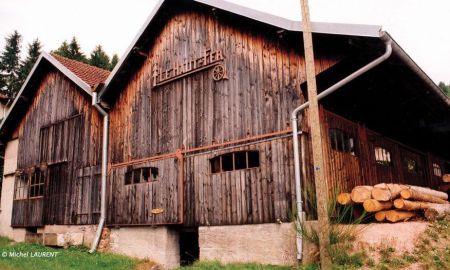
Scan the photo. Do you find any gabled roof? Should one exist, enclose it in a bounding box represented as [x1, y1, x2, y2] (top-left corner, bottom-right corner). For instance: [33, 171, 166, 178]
[51, 54, 110, 88]
[97, 0, 449, 109]
[0, 52, 110, 139]
[98, 0, 383, 100]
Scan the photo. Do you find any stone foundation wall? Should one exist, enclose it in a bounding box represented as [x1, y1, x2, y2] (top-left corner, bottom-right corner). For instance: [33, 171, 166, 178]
[199, 222, 298, 266]
[37, 225, 98, 247]
[109, 226, 180, 269]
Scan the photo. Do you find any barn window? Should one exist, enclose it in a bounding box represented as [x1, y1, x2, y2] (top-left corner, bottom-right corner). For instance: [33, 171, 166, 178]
[14, 173, 29, 200]
[329, 128, 357, 156]
[405, 158, 418, 173]
[125, 167, 159, 185]
[433, 163, 442, 177]
[29, 169, 45, 198]
[210, 151, 260, 174]
[374, 147, 392, 166]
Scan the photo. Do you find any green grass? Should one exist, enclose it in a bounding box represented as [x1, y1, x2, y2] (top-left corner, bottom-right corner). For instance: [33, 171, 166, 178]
[0, 237, 137, 270]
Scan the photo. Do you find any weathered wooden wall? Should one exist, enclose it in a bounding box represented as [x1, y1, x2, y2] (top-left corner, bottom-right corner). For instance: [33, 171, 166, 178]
[108, 9, 340, 164]
[106, 8, 341, 226]
[320, 108, 447, 195]
[11, 69, 102, 227]
[184, 137, 297, 226]
[107, 158, 181, 225]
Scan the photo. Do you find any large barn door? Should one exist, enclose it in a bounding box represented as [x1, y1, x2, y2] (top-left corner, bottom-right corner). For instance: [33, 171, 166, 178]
[40, 115, 83, 225]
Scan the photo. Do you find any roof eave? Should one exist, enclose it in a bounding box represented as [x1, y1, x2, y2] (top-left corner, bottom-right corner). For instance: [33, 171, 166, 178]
[0, 52, 93, 137]
[386, 33, 450, 107]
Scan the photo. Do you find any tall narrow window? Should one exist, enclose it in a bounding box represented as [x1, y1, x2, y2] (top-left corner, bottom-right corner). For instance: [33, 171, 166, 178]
[374, 147, 392, 166]
[433, 163, 442, 177]
[29, 169, 45, 198]
[329, 128, 357, 156]
[14, 173, 29, 200]
[210, 151, 260, 174]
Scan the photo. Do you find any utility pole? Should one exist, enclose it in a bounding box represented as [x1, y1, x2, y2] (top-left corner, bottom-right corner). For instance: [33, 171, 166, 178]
[299, 0, 332, 267]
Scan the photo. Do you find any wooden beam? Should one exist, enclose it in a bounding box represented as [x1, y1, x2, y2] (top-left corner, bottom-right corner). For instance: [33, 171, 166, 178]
[300, 0, 331, 267]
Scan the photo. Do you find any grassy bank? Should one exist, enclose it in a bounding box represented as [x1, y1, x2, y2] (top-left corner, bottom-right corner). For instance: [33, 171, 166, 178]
[0, 237, 138, 270]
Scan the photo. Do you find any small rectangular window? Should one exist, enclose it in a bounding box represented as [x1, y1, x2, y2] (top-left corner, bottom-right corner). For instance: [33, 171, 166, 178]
[248, 151, 260, 168]
[405, 158, 418, 174]
[210, 151, 260, 174]
[329, 128, 357, 156]
[234, 152, 247, 170]
[374, 147, 392, 166]
[222, 153, 234, 172]
[433, 163, 442, 177]
[124, 167, 159, 185]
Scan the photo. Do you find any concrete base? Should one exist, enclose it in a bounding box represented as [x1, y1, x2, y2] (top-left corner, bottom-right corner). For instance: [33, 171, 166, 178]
[353, 221, 429, 255]
[301, 220, 429, 263]
[109, 226, 180, 269]
[199, 223, 298, 266]
[37, 225, 97, 247]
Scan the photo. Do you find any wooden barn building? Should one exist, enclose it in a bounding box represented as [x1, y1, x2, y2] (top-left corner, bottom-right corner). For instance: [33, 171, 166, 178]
[1, 0, 449, 268]
[0, 52, 109, 243]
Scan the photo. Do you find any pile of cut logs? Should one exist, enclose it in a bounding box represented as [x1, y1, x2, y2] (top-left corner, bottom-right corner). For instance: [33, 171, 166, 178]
[337, 183, 450, 223]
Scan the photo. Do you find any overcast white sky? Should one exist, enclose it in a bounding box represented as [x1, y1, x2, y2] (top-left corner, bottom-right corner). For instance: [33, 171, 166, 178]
[0, 0, 449, 83]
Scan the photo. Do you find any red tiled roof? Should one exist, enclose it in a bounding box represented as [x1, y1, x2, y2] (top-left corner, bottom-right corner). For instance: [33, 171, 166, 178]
[51, 54, 110, 89]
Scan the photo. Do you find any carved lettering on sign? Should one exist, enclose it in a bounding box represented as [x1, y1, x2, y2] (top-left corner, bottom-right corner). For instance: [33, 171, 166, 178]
[152, 49, 224, 87]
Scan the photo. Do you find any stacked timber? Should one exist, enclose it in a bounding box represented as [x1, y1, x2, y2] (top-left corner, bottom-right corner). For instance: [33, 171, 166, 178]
[336, 183, 450, 223]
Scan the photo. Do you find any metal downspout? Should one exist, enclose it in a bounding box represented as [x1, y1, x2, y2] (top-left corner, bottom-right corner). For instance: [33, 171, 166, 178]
[292, 34, 392, 260]
[89, 92, 109, 253]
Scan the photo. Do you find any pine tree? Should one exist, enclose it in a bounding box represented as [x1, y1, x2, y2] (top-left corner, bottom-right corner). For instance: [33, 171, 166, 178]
[53, 37, 87, 63]
[89, 45, 110, 70]
[110, 54, 119, 71]
[52, 40, 70, 58]
[0, 30, 22, 97]
[19, 39, 42, 83]
[68, 37, 87, 62]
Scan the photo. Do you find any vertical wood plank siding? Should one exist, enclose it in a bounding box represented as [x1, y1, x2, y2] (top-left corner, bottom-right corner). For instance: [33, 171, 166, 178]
[320, 108, 446, 196]
[107, 158, 180, 225]
[107, 9, 338, 226]
[11, 70, 102, 227]
[108, 10, 339, 164]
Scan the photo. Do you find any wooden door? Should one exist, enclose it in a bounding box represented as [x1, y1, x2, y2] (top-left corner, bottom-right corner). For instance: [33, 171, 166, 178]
[367, 132, 400, 184]
[74, 166, 101, 224]
[399, 147, 427, 186]
[44, 162, 69, 224]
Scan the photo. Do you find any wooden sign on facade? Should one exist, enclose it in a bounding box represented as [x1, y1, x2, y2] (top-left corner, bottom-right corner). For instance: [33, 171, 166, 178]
[152, 49, 225, 87]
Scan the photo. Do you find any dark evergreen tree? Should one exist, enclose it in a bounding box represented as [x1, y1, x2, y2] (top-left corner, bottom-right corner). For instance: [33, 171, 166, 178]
[52, 40, 70, 58]
[0, 30, 22, 97]
[53, 37, 86, 63]
[89, 45, 110, 70]
[19, 39, 42, 83]
[438, 82, 450, 96]
[68, 37, 87, 62]
[110, 54, 119, 71]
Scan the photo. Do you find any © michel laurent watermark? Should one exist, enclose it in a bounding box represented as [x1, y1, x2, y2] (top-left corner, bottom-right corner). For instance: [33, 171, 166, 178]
[1, 251, 60, 258]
